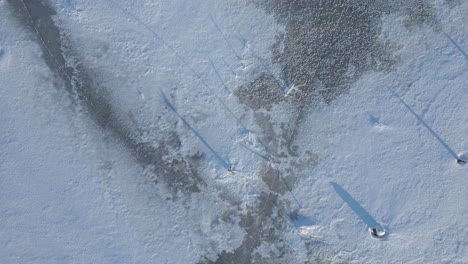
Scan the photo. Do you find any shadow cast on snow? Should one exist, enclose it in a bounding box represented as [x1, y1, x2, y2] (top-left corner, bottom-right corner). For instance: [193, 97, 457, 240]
[444, 32, 468, 61]
[289, 211, 315, 228]
[330, 182, 379, 229]
[160, 90, 231, 170]
[389, 89, 459, 160]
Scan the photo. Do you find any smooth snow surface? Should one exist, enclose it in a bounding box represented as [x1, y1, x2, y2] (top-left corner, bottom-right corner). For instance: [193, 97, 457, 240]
[0, 0, 466, 263]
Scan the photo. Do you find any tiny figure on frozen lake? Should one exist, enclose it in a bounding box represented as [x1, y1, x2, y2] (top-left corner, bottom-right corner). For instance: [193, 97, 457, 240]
[456, 158, 466, 165]
[369, 226, 386, 238]
[227, 165, 235, 173]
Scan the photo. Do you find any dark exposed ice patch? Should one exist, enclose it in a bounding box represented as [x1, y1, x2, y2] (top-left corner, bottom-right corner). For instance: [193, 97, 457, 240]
[401, 0, 440, 31]
[200, 192, 300, 264]
[303, 240, 348, 264]
[260, 162, 299, 195]
[244, 0, 441, 107]
[233, 73, 284, 111]
[444, 0, 461, 8]
[251, 0, 396, 103]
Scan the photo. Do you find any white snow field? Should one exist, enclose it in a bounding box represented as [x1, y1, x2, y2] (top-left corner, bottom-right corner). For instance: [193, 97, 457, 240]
[0, 0, 466, 263]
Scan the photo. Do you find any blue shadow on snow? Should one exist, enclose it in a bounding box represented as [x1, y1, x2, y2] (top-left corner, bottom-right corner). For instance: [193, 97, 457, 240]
[289, 211, 315, 228]
[160, 90, 230, 169]
[330, 182, 379, 228]
[444, 32, 468, 61]
[389, 89, 459, 160]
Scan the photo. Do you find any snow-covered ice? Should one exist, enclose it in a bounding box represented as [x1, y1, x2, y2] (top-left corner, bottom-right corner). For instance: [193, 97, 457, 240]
[0, 0, 466, 263]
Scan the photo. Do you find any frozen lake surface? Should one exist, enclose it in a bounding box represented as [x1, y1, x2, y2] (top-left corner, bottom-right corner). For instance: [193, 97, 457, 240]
[0, 0, 466, 263]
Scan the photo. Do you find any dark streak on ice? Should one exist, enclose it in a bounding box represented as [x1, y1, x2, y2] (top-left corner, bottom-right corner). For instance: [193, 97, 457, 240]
[6, 0, 205, 195]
